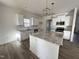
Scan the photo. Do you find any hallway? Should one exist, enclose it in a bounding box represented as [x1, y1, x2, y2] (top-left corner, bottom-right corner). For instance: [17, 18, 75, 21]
[73, 33, 79, 43]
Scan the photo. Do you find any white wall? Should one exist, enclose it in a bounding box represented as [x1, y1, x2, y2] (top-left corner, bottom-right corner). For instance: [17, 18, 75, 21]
[0, 3, 18, 44]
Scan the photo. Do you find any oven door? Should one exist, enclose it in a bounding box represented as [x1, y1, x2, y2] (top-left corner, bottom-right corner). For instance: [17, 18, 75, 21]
[55, 27, 64, 32]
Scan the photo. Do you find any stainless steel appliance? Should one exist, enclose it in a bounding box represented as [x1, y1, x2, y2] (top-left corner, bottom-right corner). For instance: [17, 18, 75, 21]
[55, 27, 64, 32]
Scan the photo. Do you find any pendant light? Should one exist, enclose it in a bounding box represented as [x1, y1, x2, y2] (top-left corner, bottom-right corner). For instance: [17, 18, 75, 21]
[43, 0, 54, 16]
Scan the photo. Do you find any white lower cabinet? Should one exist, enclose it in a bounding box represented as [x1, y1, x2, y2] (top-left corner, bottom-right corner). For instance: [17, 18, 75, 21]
[20, 31, 29, 40]
[63, 31, 71, 40]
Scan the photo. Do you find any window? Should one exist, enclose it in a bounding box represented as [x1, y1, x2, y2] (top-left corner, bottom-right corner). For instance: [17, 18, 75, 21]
[24, 18, 33, 27]
[24, 19, 30, 27]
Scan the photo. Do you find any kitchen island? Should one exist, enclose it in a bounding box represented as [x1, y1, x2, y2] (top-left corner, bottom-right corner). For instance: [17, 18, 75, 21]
[30, 32, 63, 59]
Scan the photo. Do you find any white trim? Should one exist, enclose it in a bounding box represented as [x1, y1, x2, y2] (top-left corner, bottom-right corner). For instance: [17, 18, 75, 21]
[70, 8, 78, 42]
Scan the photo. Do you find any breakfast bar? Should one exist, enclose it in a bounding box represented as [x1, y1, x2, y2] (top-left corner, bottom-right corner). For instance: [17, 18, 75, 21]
[30, 32, 63, 59]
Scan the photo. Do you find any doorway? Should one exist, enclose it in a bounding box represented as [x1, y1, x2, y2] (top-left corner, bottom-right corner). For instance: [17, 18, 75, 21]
[73, 15, 79, 43]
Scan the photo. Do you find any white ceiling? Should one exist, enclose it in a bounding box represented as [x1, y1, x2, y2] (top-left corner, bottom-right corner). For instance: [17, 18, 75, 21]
[0, 0, 79, 15]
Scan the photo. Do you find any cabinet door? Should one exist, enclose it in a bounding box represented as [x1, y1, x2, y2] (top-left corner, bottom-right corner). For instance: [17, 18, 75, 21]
[63, 31, 71, 40]
[21, 31, 29, 40]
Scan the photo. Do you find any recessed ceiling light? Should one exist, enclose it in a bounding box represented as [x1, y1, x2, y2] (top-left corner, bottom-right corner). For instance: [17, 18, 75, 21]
[51, 2, 54, 5]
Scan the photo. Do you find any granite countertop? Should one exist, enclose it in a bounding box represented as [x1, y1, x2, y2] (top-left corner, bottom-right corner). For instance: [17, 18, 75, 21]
[30, 32, 63, 45]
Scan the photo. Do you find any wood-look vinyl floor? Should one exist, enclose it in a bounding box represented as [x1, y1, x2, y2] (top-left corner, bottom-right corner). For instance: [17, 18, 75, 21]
[0, 39, 39, 59]
[59, 40, 79, 59]
[0, 39, 79, 59]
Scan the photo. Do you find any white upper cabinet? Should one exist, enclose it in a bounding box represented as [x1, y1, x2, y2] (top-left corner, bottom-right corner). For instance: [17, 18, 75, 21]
[51, 15, 71, 28]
